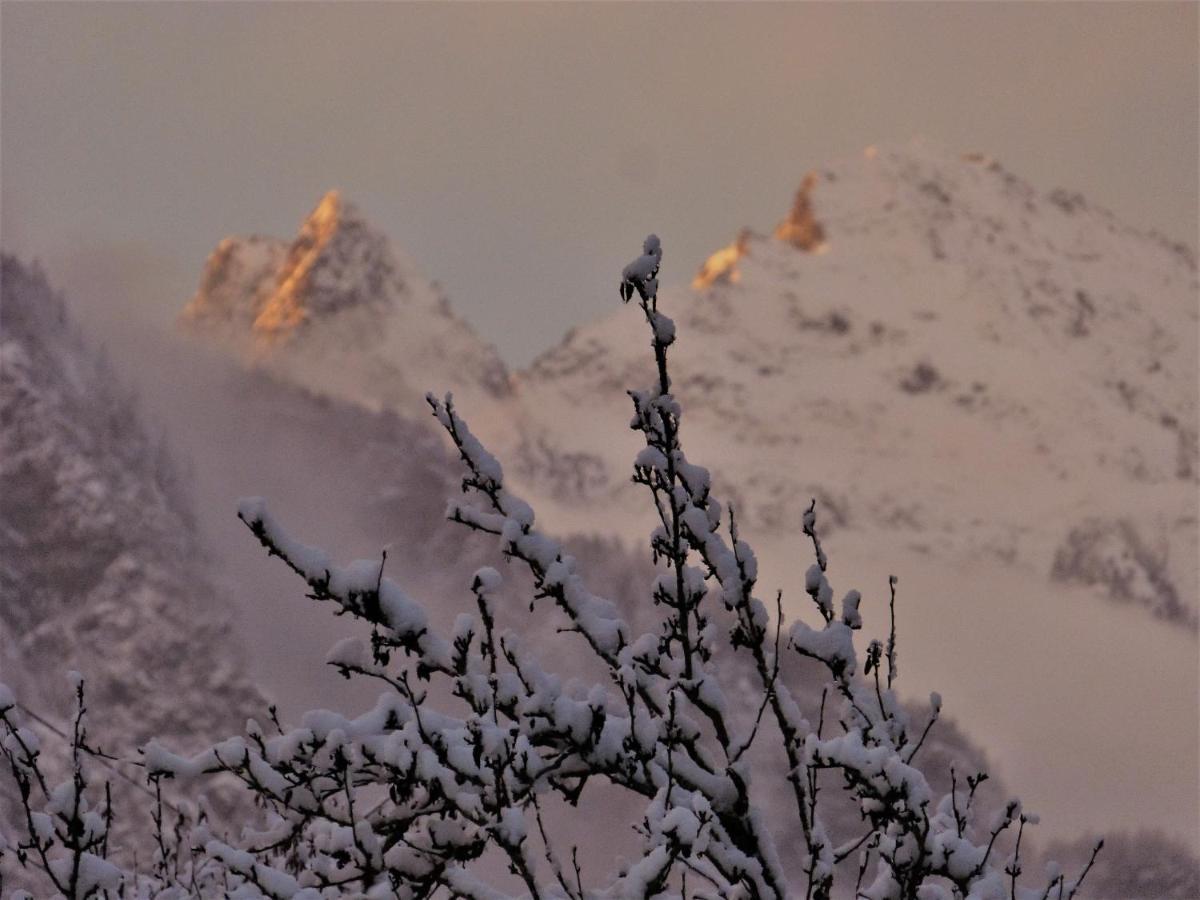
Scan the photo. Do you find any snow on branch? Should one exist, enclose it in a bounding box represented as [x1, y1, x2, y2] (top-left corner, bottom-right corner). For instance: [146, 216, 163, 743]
[0, 235, 1102, 900]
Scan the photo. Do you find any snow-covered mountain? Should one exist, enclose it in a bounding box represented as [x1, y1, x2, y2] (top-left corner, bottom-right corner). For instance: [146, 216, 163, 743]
[178, 142, 1198, 864]
[515, 142, 1197, 631]
[504, 142, 1199, 855]
[183, 190, 512, 418]
[0, 256, 265, 853]
[183, 150, 1197, 636]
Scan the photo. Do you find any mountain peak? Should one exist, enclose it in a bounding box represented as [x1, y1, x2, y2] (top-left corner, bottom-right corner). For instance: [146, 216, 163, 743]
[691, 140, 1196, 295]
[182, 190, 401, 346]
[774, 172, 828, 251]
[181, 194, 513, 414]
[522, 139, 1197, 626]
[693, 170, 830, 289]
[252, 189, 398, 341]
[307, 187, 343, 230]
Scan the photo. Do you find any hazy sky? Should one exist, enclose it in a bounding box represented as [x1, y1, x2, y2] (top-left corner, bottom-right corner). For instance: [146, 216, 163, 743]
[2, 1, 1197, 366]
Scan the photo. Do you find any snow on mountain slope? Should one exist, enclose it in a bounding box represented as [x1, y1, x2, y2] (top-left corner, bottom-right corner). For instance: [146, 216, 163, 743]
[507, 141, 1199, 848]
[172, 188, 1027, 880]
[0, 256, 264, 851]
[183, 190, 513, 419]
[514, 141, 1197, 631]
[178, 144, 1198, 852]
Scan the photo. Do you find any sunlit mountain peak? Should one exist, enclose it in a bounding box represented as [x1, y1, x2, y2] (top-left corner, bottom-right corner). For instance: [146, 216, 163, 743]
[183, 189, 400, 346]
[250, 189, 390, 342]
[181, 192, 512, 414]
[692, 228, 753, 289]
[255, 189, 345, 334]
[774, 172, 827, 252]
[693, 170, 830, 291]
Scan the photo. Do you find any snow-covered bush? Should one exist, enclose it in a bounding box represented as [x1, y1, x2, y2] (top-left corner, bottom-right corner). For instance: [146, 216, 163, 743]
[1, 237, 1101, 898]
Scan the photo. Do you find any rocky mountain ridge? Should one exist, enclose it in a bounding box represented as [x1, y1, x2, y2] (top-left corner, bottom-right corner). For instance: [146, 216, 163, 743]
[183, 147, 1197, 634]
[511, 142, 1198, 630]
[2, 256, 263, 741]
[0, 256, 267, 866]
[183, 189, 513, 417]
[177, 142, 1199, 858]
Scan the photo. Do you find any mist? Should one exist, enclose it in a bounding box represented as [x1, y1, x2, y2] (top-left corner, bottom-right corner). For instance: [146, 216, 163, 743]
[3, 3, 1197, 893]
[36, 208, 1196, 857]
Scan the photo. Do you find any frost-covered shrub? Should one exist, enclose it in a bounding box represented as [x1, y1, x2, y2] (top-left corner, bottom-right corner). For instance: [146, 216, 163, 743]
[1, 237, 1102, 898]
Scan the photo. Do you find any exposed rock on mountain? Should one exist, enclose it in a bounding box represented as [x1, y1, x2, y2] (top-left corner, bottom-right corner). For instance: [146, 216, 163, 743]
[505, 143, 1199, 855]
[176, 142, 1198, 858]
[183, 190, 513, 416]
[516, 141, 1198, 634]
[1052, 516, 1194, 629]
[182, 234, 288, 336]
[774, 171, 827, 251]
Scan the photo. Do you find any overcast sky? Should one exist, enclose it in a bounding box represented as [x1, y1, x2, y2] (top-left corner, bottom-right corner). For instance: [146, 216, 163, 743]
[2, 2, 1197, 366]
